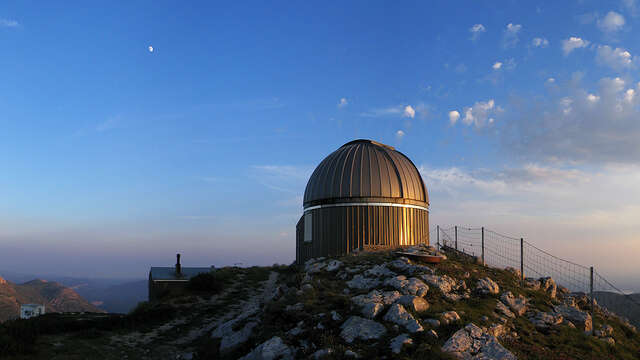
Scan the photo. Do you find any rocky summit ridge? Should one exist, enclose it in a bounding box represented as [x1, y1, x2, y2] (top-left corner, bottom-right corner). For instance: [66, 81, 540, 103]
[3, 246, 639, 359]
[203, 245, 639, 360]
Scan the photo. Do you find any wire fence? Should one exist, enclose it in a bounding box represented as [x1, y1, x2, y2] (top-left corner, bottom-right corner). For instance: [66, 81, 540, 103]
[435, 225, 640, 329]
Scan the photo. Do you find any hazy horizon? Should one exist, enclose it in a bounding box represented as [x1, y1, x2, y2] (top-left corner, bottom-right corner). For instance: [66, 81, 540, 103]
[2, 1, 640, 292]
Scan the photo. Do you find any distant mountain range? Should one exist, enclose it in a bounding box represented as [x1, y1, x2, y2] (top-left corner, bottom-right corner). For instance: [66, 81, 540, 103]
[0, 276, 105, 322]
[0, 271, 148, 315]
[595, 291, 640, 327]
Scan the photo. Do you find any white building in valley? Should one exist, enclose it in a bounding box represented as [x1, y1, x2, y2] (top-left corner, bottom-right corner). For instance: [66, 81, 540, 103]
[20, 304, 45, 319]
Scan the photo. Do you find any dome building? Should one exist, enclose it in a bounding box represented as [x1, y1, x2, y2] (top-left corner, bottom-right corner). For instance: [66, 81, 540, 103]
[296, 139, 429, 264]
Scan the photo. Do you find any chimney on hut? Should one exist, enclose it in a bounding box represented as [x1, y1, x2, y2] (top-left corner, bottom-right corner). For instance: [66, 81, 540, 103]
[175, 253, 182, 276]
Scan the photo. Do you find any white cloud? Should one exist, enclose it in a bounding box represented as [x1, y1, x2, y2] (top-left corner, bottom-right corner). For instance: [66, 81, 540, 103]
[562, 37, 590, 56]
[148, 46, 154, 53]
[96, 116, 120, 132]
[395, 130, 405, 139]
[448, 110, 460, 125]
[403, 105, 416, 118]
[469, 24, 486, 41]
[503, 23, 522, 48]
[532, 37, 549, 48]
[492, 62, 503, 70]
[595, 45, 635, 70]
[501, 76, 640, 163]
[338, 97, 348, 108]
[461, 99, 500, 127]
[546, 78, 556, 84]
[623, 0, 638, 16]
[0, 19, 18, 27]
[598, 11, 625, 33]
[586, 93, 600, 103]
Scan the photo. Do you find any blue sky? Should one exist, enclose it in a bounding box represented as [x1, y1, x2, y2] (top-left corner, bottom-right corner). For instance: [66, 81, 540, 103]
[1, 1, 640, 290]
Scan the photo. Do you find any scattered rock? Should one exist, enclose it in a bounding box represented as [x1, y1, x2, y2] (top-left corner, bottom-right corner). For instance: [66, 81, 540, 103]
[395, 295, 430, 313]
[595, 324, 614, 337]
[505, 267, 522, 279]
[361, 302, 385, 319]
[524, 277, 541, 290]
[364, 264, 396, 278]
[239, 336, 294, 360]
[440, 311, 461, 325]
[428, 329, 438, 338]
[421, 274, 457, 294]
[330, 310, 342, 321]
[488, 323, 507, 338]
[305, 260, 326, 274]
[500, 291, 528, 316]
[442, 323, 516, 360]
[553, 305, 592, 333]
[383, 304, 424, 333]
[340, 316, 387, 343]
[302, 283, 314, 292]
[347, 275, 381, 290]
[312, 348, 333, 359]
[389, 257, 434, 275]
[325, 260, 343, 272]
[384, 275, 429, 297]
[529, 311, 563, 330]
[352, 290, 402, 307]
[495, 301, 515, 319]
[389, 334, 413, 354]
[286, 321, 305, 337]
[540, 277, 557, 299]
[344, 350, 359, 358]
[476, 277, 500, 295]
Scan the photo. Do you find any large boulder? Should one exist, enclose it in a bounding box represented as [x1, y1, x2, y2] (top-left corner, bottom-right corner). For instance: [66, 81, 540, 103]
[239, 336, 294, 360]
[383, 304, 424, 333]
[340, 316, 387, 343]
[476, 277, 500, 295]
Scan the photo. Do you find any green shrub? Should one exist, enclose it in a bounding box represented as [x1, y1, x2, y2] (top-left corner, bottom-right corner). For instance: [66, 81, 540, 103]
[188, 272, 225, 294]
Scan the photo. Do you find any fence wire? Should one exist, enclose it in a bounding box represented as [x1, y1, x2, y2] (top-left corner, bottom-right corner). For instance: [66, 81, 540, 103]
[434, 225, 640, 328]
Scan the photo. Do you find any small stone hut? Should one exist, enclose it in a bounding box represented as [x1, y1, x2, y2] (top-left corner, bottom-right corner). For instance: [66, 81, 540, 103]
[296, 139, 429, 264]
[148, 254, 213, 301]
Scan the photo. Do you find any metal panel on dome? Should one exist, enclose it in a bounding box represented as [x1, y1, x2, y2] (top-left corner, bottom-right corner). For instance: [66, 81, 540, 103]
[303, 139, 428, 207]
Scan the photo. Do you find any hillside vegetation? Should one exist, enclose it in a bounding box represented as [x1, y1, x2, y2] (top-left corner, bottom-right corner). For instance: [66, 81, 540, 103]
[0, 247, 639, 359]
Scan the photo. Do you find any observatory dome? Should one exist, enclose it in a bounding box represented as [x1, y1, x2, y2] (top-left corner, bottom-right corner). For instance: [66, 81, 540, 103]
[303, 139, 428, 208]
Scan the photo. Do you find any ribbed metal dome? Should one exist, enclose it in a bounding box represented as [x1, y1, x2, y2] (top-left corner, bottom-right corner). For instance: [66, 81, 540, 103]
[303, 139, 428, 208]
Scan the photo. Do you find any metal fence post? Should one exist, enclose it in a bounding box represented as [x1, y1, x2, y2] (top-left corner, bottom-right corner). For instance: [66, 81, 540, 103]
[455, 226, 458, 251]
[481, 227, 485, 266]
[436, 225, 440, 251]
[590, 266, 595, 336]
[520, 238, 524, 287]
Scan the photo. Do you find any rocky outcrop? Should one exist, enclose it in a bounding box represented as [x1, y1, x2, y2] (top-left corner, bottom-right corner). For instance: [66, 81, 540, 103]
[442, 323, 516, 359]
[347, 275, 381, 290]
